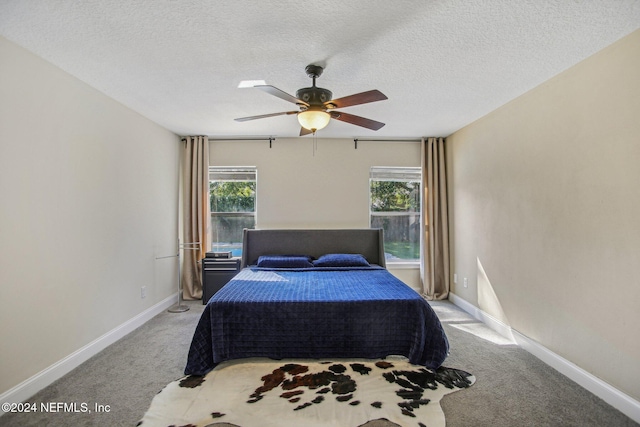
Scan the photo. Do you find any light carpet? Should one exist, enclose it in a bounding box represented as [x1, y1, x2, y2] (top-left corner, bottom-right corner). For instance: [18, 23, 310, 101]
[138, 356, 474, 427]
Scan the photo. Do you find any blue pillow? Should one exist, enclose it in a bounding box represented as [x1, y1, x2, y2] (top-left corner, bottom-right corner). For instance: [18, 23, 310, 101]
[312, 253, 370, 267]
[256, 255, 314, 268]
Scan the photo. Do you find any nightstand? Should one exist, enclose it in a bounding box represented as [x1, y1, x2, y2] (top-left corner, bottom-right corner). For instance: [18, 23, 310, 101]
[201, 257, 241, 304]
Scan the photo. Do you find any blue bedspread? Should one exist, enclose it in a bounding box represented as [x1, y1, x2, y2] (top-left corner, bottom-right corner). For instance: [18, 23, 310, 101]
[185, 266, 449, 375]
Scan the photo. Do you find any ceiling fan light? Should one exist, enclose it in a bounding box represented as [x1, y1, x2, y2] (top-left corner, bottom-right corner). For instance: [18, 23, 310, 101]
[297, 110, 330, 132]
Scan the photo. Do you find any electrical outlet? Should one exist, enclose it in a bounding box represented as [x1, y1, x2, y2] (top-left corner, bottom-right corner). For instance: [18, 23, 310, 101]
[463, 278, 468, 288]
[141, 286, 147, 299]
[453, 273, 457, 284]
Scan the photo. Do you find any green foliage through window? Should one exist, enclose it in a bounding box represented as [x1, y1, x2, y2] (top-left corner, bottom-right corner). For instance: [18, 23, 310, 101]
[210, 181, 255, 213]
[370, 181, 420, 212]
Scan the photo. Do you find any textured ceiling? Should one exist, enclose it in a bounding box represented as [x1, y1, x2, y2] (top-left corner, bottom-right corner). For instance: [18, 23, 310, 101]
[1, 1, 639, 138]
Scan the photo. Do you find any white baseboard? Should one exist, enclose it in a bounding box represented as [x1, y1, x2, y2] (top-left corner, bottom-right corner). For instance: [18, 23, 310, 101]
[0, 293, 178, 411]
[448, 292, 640, 424]
[448, 293, 516, 342]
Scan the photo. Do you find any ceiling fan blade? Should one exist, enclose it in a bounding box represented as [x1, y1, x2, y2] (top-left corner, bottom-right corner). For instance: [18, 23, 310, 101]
[235, 111, 298, 122]
[330, 111, 385, 131]
[325, 89, 387, 109]
[300, 127, 314, 136]
[255, 85, 309, 107]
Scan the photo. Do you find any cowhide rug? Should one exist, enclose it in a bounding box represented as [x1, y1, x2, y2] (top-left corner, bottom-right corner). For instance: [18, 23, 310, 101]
[139, 357, 474, 427]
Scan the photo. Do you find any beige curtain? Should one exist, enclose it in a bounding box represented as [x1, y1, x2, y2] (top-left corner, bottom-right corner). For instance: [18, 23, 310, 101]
[181, 136, 211, 300]
[421, 137, 450, 300]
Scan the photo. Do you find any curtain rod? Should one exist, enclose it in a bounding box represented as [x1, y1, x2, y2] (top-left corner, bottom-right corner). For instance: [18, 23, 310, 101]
[210, 137, 276, 148]
[207, 137, 275, 141]
[181, 137, 275, 141]
[352, 138, 421, 149]
[184, 136, 276, 147]
[186, 136, 423, 149]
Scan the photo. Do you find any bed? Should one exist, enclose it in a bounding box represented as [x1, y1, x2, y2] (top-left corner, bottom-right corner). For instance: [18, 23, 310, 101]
[185, 229, 449, 376]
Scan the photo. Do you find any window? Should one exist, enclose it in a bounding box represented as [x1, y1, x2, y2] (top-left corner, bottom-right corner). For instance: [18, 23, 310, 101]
[370, 167, 421, 263]
[209, 167, 257, 256]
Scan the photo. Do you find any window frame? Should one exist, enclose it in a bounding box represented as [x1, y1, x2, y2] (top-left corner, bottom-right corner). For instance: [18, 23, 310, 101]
[369, 166, 422, 267]
[208, 166, 257, 256]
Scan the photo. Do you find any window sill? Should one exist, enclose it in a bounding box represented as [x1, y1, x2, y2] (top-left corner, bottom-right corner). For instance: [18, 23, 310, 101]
[386, 262, 420, 270]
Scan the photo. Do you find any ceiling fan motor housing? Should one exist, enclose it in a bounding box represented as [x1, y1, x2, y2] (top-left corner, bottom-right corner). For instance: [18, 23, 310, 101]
[296, 87, 333, 107]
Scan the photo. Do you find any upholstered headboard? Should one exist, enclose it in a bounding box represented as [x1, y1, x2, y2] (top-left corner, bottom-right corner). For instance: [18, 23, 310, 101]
[240, 228, 386, 268]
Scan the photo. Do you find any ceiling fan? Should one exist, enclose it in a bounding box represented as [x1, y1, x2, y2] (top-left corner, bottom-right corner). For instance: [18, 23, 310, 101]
[235, 65, 388, 136]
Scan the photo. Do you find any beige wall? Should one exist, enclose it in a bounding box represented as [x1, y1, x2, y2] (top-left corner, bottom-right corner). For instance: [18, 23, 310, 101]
[210, 138, 422, 288]
[0, 37, 180, 395]
[447, 29, 640, 400]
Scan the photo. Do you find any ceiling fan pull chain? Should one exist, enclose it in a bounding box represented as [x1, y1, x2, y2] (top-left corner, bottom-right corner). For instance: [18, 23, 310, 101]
[312, 132, 317, 156]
